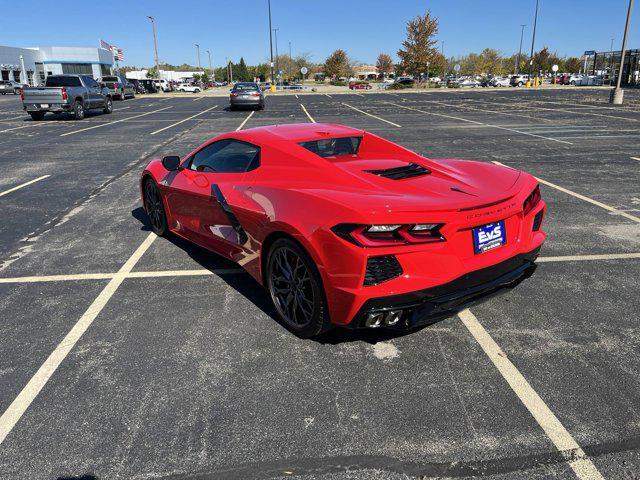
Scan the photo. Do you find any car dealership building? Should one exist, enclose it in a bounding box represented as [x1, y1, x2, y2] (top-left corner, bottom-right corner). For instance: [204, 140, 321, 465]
[0, 45, 114, 86]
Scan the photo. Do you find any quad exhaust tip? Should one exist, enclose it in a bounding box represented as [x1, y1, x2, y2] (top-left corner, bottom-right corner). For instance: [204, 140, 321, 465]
[365, 310, 403, 328]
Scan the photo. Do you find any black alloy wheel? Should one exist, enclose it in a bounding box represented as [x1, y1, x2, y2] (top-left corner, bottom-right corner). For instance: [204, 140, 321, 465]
[73, 101, 84, 120]
[266, 238, 331, 338]
[103, 97, 113, 114]
[144, 180, 168, 236]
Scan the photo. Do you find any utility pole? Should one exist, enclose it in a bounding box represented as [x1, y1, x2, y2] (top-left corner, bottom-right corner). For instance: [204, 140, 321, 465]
[516, 25, 526, 74]
[288, 41, 292, 81]
[609, 38, 614, 83]
[195, 44, 201, 71]
[528, 0, 540, 86]
[611, 0, 634, 104]
[207, 50, 214, 81]
[441, 41, 446, 77]
[273, 28, 279, 84]
[147, 16, 160, 78]
[268, 0, 275, 89]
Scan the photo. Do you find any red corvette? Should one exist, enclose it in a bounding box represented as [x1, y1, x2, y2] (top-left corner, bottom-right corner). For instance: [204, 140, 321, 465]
[141, 123, 546, 337]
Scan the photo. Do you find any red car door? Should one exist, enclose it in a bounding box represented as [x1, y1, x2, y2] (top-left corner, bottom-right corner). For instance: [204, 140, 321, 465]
[163, 139, 259, 257]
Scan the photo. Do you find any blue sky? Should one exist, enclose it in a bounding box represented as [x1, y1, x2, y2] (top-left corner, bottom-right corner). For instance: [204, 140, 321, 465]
[3, 0, 639, 67]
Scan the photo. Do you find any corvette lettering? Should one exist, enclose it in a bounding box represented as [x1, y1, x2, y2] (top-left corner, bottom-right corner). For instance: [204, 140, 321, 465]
[466, 202, 517, 220]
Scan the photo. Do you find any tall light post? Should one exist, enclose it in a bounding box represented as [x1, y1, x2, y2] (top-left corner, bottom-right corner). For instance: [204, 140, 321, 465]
[268, 0, 275, 88]
[195, 44, 201, 71]
[441, 41, 446, 77]
[147, 16, 160, 78]
[288, 41, 292, 81]
[528, 0, 540, 86]
[516, 25, 526, 74]
[273, 28, 279, 84]
[609, 38, 615, 83]
[207, 49, 214, 81]
[611, 0, 634, 104]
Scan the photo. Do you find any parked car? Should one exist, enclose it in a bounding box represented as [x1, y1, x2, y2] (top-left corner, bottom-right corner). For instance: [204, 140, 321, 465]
[98, 75, 135, 100]
[140, 123, 546, 337]
[349, 81, 372, 90]
[510, 74, 530, 87]
[127, 78, 146, 94]
[395, 77, 415, 87]
[138, 79, 158, 93]
[0, 80, 26, 95]
[459, 77, 480, 88]
[21, 74, 113, 120]
[176, 83, 202, 93]
[574, 75, 604, 86]
[490, 76, 511, 87]
[152, 79, 172, 92]
[229, 82, 264, 110]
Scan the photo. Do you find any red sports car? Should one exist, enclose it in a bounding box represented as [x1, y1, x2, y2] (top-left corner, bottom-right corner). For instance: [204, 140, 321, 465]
[141, 123, 546, 337]
[349, 81, 373, 90]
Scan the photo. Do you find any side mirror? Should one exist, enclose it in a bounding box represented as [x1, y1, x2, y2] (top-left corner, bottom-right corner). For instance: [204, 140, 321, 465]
[162, 155, 181, 171]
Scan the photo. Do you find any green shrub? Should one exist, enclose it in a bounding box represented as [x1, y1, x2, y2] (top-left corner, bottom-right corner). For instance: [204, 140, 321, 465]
[388, 82, 413, 89]
[330, 80, 347, 86]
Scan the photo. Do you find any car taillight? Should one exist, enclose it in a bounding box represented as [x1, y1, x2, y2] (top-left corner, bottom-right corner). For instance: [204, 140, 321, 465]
[20, 89, 24, 101]
[523, 185, 541, 216]
[61, 87, 68, 101]
[231, 92, 238, 97]
[331, 223, 445, 247]
[114, 82, 118, 89]
[250, 92, 261, 96]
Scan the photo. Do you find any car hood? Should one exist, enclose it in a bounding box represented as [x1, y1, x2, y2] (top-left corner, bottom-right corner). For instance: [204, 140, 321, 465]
[302, 157, 523, 215]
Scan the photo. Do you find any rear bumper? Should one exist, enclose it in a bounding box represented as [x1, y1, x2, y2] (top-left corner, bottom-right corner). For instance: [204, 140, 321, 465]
[347, 246, 540, 329]
[23, 103, 72, 113]
[230, 96, 263, 106]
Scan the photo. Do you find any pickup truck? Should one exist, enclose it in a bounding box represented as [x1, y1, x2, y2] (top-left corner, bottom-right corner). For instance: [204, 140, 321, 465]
[21, 74, 113, 121]
[98, 75, 135, 100]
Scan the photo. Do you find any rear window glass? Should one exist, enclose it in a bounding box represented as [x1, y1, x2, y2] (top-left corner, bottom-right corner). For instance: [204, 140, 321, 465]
[101, 76, 118, 81]
[299, 136, 362, 158]
[45, 76, 82, 87]
[233, 83, 259, 91]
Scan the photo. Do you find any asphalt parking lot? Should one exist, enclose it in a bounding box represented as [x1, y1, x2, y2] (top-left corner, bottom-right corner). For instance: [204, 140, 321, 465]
[0, 87, 639, 480]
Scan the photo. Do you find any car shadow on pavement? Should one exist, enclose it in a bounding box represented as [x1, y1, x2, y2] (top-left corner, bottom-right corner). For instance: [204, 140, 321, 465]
[132, 207, 434, 345]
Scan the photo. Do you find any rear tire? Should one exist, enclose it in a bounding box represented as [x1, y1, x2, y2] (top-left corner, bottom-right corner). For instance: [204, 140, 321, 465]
[266, 238, 331, 338]
[73, 101, 84, 120]
[143, 179, 168, 236]
[29, 111, 45, 121]
[120, 89, 125, 100]
[103, 97, 113, 114]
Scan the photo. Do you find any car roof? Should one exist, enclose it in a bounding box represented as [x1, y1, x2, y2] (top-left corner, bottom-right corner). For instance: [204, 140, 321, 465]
[235, 123, 364, 143]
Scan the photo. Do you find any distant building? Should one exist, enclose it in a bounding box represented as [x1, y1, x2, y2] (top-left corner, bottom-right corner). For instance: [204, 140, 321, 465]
[584, 49, 640, 86]
[0, 45, 114, 85]
[126, 69, 204, 82]
[354, 64, 378, 80]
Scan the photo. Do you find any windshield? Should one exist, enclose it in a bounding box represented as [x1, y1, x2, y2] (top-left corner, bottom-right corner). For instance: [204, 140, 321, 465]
[299, 136, 362, 158]
[45, 76, 82, 87]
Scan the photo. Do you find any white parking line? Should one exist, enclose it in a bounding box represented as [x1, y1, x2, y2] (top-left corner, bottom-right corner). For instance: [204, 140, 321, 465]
[492, 161, 640, 223]
[631, 156, 640, 162]
[300, 104, 315, 123]
[387, 102, 571, 144]
[60, 106, 173, 137]
[459, 309, 604, 480]
[342, 103, 402, 127]
[236, 110, 255, 131]
[295, 94, 299, 99]
[353, 93, 364, 97]
[324, 94, 332, 98]
[0, 232, 157, 446]
[150, 105, 218, 135]
[538, 253, 640, 262]
[192, 96, 205, 101]
[0, 175, 50, 198]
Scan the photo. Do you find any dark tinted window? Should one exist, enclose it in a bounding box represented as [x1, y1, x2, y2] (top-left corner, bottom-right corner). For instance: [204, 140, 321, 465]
[101, 76, 118, 81]
[82, 76, 98, 88]
[233, 83, 259, 92]
[299, 136, 362, 158]
[189, 139, 260, 173]
[45, 76, 82, 87]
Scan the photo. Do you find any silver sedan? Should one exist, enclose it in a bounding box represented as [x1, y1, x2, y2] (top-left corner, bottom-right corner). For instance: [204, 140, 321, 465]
[229, 82, 264, 110]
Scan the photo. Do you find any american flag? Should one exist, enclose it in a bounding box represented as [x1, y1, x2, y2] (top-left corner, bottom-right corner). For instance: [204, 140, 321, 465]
[115, 48, 124, 61]
[100, 39, 112, 51]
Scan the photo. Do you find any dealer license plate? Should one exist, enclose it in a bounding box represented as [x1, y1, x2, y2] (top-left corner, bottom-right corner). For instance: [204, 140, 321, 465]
[40, 104, 49, 108]
[472, 221, 506, 254]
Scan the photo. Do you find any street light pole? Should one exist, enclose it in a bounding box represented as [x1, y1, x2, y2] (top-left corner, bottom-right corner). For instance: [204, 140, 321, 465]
[288, 41, 292, 81]
[273, 28, 279, 84]
[528, 0, 540, 86]
[611, 0, 634, 104]
[268, 0, 275, 87]
[516, 24, 526, 74]
[207, 50, 214, 81]
[441, 41, 446, 77]
[195, 44, 201, 71]
[147, 16, 160, 78]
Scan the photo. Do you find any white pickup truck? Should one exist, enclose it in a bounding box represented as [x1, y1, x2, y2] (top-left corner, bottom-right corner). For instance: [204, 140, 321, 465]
[21, 74, 113, 120]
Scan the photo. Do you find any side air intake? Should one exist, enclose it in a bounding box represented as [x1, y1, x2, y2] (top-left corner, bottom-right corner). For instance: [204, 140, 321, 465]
[364, 163, 429, 180]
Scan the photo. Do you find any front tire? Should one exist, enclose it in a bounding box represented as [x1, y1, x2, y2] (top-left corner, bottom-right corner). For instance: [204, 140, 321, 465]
[143, 179, 168, 236]
[266, 238, 331, 338]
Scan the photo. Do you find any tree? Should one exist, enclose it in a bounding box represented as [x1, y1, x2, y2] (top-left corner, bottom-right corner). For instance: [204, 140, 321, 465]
[376, 53, 394, 78]
[533, 47, 553, 73]
[324, 49, 350, 79]
[563, 57, 581, 73]
[235, 57, 250, 81]
[200, 72, 210, 84]
[146, 66, 158, 79]
[397, 10, 440, 78]
[478, 48, 503, 76]
[192, 73, 201, 83]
